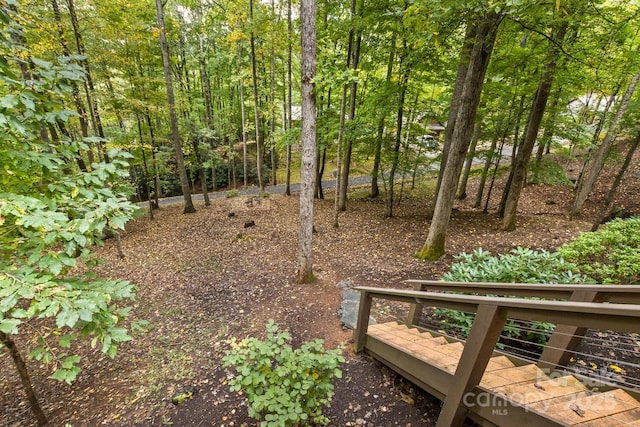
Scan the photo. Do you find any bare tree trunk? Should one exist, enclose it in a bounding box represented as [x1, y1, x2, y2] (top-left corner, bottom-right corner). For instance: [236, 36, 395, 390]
[67, 0, 108, 163]
[249, 0, 263, 190]
[285, 0, 293, 195]
[434, 24, 477, 200]
[386, 45, 410, 218]
[0, 332, 47, 426]
[571, 73, 640, 218]
[155, 0, 195, 213]
[456, 122, 481, 200]
[238, 44, 249, 188]
[591, 136, 639, 231]
[502, 19, 568, 231]
[371, 34, 396, 198]
[417, 12, 502, 260]
[337, 0, 361, 211]
[297, 0, 316, 283]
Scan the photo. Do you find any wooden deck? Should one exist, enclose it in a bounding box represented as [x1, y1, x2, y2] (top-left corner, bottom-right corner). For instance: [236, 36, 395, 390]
[365, 321, 640, 426]
[353, 283, 640, 427]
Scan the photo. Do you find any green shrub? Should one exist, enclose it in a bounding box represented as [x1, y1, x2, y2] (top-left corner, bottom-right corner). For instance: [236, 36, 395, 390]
[438, 247, 591, 344]
[441, 247, 590, 284]
[529, 159, 573, 186]
[558, 217, 640, 284]
[222, 320, 344, 426]
[225, 189, 240, 198]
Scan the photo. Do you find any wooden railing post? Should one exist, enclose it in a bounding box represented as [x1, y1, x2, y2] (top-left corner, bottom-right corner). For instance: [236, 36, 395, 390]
[406, 282, 425, 326]
[538, 290, 599, 370]
[436, 304, 507, 427]
[353, 290, 373, 353]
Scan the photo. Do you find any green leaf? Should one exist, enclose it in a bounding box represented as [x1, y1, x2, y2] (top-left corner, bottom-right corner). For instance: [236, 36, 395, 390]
[0, 318, 21, 334]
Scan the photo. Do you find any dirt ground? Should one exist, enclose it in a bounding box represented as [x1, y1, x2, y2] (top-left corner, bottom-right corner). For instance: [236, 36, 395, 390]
[1, 154, 638, 427]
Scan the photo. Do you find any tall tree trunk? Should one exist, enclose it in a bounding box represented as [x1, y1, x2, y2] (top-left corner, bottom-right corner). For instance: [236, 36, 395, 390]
[337, 0, 362, 211]
[238, 44, 249, 188]
[371, 34, 396, 198]
[297, 0, 316, 283]
[456, 122, 481, 200]
[571, 73, 640, 218]
[0, 332, 47, 426]
[269, 0, 278, 186]
[386, 55, 410, 218]
[285, 0, 293, 195]
[155, 0, 195, 213]
[249, 0, 263, 190]
[434, 24, 477, 200]
[67, 0, 108, 162]
[502, 19, 568, 231]
[417, 11, 502, 260]
[137, 114, 155, 220]
[144, 107, 161, 207]
[192, 134, 211, 206]
[591, 136, 639, 231]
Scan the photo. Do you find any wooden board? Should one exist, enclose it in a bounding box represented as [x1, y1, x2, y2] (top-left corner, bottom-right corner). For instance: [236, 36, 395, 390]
[498, 375, 588, 406]
[537, 389, 640, 425]
[578, 407, 640, 426]
[481, 364, 547, 389]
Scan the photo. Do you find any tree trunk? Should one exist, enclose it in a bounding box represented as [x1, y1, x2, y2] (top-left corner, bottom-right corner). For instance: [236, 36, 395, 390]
[249, 0, 263, 190]
[371, 34, 396, 198]
[337, 0, 361, 212]
[67, 0, 108, 163]
[417, 11, 502, 260]
[285, 0, 293, 195]
[297, 0, 316, 284]
[591, 136, 639, 231]
[502, 19, 568, 231]
[155, 0, 195, 213]
[571, 73, 640, 218]
[238, 44, 249, 188]
[386, 43, 410, 218]
[434, 24, 477, 199]
[0, 332, 48, 426]
[456, 122, 481, 200]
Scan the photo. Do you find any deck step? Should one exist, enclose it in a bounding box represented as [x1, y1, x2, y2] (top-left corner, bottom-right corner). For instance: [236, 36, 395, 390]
[533, 388, 640, 425]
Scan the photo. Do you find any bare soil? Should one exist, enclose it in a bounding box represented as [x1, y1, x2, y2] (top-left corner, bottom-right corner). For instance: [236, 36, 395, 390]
[1, 154, 638, 427]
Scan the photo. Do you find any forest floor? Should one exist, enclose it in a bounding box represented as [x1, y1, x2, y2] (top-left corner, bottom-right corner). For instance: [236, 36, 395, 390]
[1, 153, 639, 427]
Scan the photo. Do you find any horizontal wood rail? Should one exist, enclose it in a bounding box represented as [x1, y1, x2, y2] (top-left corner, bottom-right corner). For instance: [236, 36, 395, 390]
[353, 285, 640, 427]
[405, 280, 640, 369]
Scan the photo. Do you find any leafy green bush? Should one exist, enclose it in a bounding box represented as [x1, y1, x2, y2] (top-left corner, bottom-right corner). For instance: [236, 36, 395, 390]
[558, 217, 640, 284]
[222, 321, 344, 426]
[438, 248, 591, 343]
[529, 159, 573, 186]
[226, 189, 240, 198]
[441, 247, 590, 284]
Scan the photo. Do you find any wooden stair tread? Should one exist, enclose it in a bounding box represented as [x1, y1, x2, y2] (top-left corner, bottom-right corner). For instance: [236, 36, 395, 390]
[496, 375, 588, 406]
[481, 364, 546, 389]
[535, 389, 640, 425]
[486, 355, 516, 372]
[368, 329, 449, 347]
[578, 408, 640, 426]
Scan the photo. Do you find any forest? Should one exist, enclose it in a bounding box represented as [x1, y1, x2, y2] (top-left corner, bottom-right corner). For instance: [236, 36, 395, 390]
[1, 0, 640, 425]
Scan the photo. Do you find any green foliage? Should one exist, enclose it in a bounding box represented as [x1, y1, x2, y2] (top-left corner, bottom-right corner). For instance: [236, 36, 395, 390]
[529, 159, 573, 186]
[226, 189, 240, 198]
[438, 248, 591, 343]
[441, 247, 590, 284]
[0, 8, 139, 384]
[558, 218, 640, 284]
[222, 321, 344, 426]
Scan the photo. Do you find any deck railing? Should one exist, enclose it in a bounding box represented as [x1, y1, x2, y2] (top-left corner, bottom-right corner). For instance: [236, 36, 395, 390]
[404, 280, 640, 369]
[353, 284, 640, 427]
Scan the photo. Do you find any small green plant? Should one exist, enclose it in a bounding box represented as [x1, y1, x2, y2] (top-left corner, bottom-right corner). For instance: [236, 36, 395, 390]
[222, 320, 344, 426]
[260, 190, 271, 198]
[558, 217, 640, 284]
[529, 159, 573, 186]
[437, 247, 591, 344]
[225, 189, 240, 198]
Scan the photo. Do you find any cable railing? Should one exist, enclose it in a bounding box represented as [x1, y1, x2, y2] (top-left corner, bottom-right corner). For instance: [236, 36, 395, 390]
[353, 283, 640, 427]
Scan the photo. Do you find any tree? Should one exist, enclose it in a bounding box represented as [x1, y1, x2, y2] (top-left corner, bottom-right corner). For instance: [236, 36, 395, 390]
[571, 72, 640, 218]
[416, 10, 503, 260]
[155, 0, 195, 213]
[502, 12, 569, 231]
[0, 5, 138, 424]
[297, 0, 316, 283]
